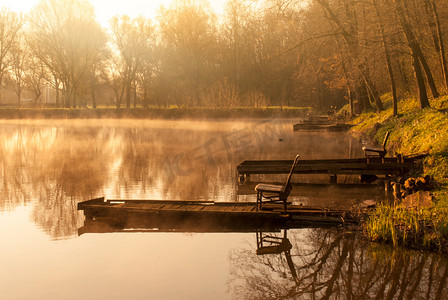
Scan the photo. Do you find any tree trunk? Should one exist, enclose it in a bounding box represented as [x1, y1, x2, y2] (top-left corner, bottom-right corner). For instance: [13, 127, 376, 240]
[133, 83, 137, 108]
[316, 0, 383, 112]
[55, 87, 60, 107]
[337, 45, 356, 115]
[126, 82, 131, 109]
[400, 0, 439, 99]
[34, 91, 41, 106]
[53, 76, 60, 107]
[143, 87, 149, 109]
[64, 83, 71, 108]
[72, 86, 77, 109]
[16, 85, 21, 105]
[431, 0, 448, 91]
[91, 89, 97, 109]
[372, 0, 398, 116]
[416, 45, 440, 99]
[348, 87, 354, 116]
[357, 83, 372, 112]
[393, 0, 430, 108]
[113, 89, 120, 109]
[364, 73, 384, 112]
[412, 51, 430, 108]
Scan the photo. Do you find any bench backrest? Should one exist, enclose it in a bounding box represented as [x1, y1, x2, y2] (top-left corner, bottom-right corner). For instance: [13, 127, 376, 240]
[285, 154, 300, 189]
[382, 131, 390, 150]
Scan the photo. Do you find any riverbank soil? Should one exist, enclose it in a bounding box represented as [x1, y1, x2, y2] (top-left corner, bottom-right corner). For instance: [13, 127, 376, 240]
[348, 94, 448, 252]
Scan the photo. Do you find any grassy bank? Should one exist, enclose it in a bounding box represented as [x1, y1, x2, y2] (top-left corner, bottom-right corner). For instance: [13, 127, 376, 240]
[0, 106, 309, 119]
[348, 94, 448, 252]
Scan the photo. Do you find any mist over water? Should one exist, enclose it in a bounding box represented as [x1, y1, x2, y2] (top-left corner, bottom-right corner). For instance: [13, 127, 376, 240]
[0, 118, 446, 299]
[0, 118, 364, 212]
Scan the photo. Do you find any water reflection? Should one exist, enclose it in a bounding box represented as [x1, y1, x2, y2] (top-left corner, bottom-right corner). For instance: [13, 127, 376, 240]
[78, 210, 448, 300]
[0, 119, 364, 238]
[2, 119, 446, 299]
[256, 229, 300, 286]
[229, 228, 448, 300]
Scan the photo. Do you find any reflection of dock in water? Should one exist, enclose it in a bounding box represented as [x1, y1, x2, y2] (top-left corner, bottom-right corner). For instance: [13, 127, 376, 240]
[256, 229, 299, 285]
[77, 200, 448, 299]
[78, 197, 364, 235]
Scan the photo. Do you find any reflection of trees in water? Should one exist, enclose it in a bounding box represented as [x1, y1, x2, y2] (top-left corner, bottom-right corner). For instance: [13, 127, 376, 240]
[115, 127, 235, 200]
[107, 121, 361, 201]
[228, 228, 448, 299]
[0, 120, 363, 238]
[0, 125, 113, 238]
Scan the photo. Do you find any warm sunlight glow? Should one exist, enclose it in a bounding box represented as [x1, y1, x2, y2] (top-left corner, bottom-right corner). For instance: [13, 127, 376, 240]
[0, 0, 39, 13]
[1, 0, 228, 27]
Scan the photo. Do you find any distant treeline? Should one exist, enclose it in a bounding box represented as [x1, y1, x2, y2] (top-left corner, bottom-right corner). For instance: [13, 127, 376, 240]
[0, 0, 447, 114]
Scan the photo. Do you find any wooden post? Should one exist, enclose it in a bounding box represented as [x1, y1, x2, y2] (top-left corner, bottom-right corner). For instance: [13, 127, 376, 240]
[239, 173, 250, 184]
[282, 196, 287, 215]
[385, 180, 394, 204]
[238, 174, 245, 184]
[393, 182, 402, 202]
[330, 174, 337, 185]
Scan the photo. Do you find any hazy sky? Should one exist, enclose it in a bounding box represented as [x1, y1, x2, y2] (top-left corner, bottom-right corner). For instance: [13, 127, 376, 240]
[0, 0, 228, 27]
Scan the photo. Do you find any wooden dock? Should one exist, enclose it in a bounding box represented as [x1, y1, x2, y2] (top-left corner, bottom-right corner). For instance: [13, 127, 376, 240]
[292, 115, 352, 131]
[237, 155, 423, 184]
[77, 197, 364, 234]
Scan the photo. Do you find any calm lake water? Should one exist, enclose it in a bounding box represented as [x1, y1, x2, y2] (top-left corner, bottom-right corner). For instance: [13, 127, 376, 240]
[0, 118, 447, 299]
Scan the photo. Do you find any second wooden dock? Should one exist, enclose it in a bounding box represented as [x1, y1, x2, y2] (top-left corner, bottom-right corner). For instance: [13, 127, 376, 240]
[237, 155, 423, 184]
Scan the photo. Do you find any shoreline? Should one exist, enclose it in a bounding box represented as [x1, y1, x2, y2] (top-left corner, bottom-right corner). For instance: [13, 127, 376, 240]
[347, 94, 448, 253]
[0, 107, 309, 120]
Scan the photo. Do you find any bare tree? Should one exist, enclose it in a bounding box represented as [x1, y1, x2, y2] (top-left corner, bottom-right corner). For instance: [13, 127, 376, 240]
[24, 56, 47, 105]
[134, 17, 156, 109]
[424, 0, 448, 92]
[158, 0, 218, 107]
[8, 29, 27, 104]
[105, 53, 126, 109]
[392, 0, 431, 108]
[314, 0, 384, 113]
[0, 8, 22, 97]
[110, 15, 150, 109]
[28, 0, 107, 108]
[372, 0, 398, 116]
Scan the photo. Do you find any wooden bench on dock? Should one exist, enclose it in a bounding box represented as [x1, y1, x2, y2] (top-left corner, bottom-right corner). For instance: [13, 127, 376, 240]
[255, 155, 300, 214]
[362, 131, 390, 161]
